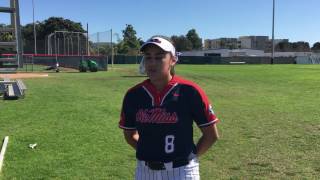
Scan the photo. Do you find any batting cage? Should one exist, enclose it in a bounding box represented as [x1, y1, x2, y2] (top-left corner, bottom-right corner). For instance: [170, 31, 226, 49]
[15, 30, 113, 72]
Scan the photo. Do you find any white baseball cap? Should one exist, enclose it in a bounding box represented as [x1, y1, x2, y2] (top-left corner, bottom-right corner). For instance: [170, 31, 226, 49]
[140, 37, 176, 57]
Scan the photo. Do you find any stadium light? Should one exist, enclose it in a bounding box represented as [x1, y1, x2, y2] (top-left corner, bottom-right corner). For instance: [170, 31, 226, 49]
[32, 0, 37, 54]
[111, 29, 113, 67]
[271, 0, 275, 64]
[111, 32, 120, 68]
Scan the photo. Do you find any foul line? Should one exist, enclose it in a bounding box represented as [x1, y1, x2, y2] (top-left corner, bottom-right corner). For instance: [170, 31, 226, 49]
[0, 136, 9, 173]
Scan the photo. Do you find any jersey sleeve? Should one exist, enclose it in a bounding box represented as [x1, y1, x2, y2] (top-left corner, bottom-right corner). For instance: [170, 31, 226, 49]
[190, 86, 219, 127]
[119, 92, 136, 130]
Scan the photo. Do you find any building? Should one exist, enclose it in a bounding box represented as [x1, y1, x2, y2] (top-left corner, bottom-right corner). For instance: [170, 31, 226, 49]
[266, 39, 289, 52]
[204, 36, 291, 52]
[204, 38, 239, 49]
[273, 39, 289, 45]
[239, 36, 269, 50]
[205, 36, 271, 50]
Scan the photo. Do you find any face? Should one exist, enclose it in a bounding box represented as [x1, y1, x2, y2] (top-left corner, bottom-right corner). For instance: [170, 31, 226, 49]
[143, 44, 176, 81]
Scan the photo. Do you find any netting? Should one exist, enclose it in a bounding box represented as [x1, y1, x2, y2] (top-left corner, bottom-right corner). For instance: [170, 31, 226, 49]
[295, 54, 320, 64]
[310, 54, 320, 64]
[88, 30, 112, 56]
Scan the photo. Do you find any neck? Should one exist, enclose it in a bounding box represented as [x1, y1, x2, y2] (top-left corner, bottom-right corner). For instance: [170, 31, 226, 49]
[150, 74, 173, 92]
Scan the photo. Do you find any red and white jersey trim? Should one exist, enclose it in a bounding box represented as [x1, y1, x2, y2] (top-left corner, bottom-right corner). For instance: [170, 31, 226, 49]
[160, 83, 178, 106]
[142, 86, 155, 106]
[198, 118, 219, 127]
[119, 125, 136, 130]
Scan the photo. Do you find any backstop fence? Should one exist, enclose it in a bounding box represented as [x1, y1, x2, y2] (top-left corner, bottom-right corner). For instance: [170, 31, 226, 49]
[88, 30, 113, 56]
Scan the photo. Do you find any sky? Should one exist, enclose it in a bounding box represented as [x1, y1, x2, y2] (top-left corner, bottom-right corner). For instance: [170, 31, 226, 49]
[1, 0, 320, 45]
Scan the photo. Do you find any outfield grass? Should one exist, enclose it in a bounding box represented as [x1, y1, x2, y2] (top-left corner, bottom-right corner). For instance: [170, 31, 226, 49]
[0, 64, 319, 179]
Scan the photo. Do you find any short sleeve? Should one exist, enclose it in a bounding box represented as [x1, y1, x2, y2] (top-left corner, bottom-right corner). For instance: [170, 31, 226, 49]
[119, 92, 136, 130]
[190, 86, 219, 127]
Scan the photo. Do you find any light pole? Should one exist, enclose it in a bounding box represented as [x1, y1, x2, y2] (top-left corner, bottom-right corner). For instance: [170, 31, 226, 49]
[32, 0, 37, 54]
[271, 0, 275, 64]
[111, 29, 113, 67]
[112, 32, 120, 68]
[87, 23, 89, 56]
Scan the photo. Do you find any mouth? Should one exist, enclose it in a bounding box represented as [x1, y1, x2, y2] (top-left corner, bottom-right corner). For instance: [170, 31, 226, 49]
[146, 68, 157, 74]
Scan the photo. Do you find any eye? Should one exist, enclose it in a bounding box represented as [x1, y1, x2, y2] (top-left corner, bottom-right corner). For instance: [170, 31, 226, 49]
[155, 56, 163, 61]
[144, 56, 152, 61]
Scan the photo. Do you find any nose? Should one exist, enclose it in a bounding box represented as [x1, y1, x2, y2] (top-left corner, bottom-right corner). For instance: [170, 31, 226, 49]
[144, 58, 157, 67]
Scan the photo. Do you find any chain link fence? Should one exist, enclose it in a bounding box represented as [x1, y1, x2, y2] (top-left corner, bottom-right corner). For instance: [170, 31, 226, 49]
[89, 30, 114, 56]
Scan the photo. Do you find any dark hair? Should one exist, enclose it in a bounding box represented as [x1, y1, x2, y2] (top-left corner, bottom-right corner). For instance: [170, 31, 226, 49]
[170, 66, 175, 75]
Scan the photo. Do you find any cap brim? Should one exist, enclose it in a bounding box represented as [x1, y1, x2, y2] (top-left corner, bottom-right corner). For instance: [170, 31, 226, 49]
[140, 42, 168, 52]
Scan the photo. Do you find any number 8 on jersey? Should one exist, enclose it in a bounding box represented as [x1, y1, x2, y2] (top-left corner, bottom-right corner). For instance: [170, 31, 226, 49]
[165, 135, 175, 154]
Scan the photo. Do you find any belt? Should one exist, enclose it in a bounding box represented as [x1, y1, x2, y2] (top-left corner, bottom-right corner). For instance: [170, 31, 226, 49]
[144, 159, 190, 170]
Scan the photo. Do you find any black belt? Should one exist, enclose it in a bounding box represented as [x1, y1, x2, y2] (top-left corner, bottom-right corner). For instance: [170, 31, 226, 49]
[144, 159, 190, 170]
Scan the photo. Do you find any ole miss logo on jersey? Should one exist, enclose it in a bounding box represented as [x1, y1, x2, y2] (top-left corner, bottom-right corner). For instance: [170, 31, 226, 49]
[136, 108, 178, 124]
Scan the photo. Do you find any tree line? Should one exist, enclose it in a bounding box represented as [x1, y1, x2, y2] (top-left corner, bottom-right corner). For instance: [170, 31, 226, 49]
[275, 41, 319, 52]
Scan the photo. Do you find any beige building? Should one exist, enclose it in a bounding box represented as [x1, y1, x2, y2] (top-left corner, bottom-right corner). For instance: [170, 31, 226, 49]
[263, 39, 289, 52]
[239, 36, 269, 50]
[205, 36, 290, 51]
[204, 38, 239, 50]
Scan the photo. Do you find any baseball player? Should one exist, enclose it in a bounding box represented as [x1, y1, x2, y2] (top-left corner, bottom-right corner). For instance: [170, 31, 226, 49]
[119, 36, 220, 180]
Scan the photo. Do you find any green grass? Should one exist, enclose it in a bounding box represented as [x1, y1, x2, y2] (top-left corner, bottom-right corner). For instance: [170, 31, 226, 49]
[1, 64, 319, 179]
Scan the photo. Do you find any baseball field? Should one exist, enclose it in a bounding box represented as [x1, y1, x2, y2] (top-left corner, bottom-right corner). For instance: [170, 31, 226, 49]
[0, 64, 319, 179]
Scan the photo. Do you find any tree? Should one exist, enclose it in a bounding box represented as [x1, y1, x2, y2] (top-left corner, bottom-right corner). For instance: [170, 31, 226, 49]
[276, 41, 311, 52]
[292, 41, 310, 52]
[0, 24, 14, 41]
[186, 29, 202, 50]
[276, 41, 292, 52]
[117, 24, 140, 55]
[41, 17, 84, 36]
[90, 42, 115, 56]
[22, 17, 85, 41]
[311, 42, 320, 52]
[171, 35, 192, 52]
[21, 23, 39, 41]
[21, 17, 86, 53]
[0, 24, 14, 53]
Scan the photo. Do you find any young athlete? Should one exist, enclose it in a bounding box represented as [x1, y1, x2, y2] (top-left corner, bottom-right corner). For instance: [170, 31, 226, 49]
[119, 36, 220, 180]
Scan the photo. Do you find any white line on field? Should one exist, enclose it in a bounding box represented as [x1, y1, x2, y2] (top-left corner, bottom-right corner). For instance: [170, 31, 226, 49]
[0, 136, 9, 173]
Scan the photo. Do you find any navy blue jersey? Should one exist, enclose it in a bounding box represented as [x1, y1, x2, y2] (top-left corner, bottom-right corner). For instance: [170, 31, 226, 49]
[119, 75, 219, 162]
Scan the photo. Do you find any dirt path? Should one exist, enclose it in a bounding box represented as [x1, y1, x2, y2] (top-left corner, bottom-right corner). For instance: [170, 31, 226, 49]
[0, 73, 49, 79]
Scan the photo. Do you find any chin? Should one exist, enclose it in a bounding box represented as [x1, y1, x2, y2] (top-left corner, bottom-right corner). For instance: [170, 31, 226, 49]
[147, 72, 161, 80]
[148, 75, 159, 81]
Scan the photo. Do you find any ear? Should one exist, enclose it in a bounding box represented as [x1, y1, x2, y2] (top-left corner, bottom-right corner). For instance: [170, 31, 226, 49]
[170, 56, 177, 66]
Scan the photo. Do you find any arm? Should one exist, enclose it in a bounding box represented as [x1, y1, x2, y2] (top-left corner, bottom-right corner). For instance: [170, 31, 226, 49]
[123, 130, 139, 150]
[196, 124, 219, 157]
